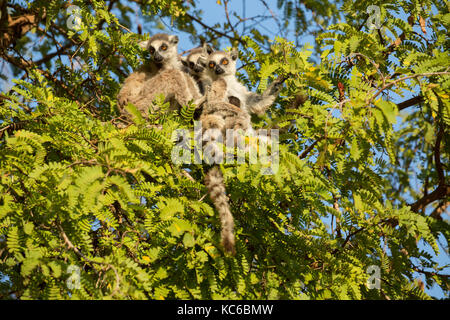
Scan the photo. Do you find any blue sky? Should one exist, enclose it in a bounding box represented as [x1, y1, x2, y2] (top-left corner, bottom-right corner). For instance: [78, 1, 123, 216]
[144, 0, 449, 299]
[0, 0, 448, 299]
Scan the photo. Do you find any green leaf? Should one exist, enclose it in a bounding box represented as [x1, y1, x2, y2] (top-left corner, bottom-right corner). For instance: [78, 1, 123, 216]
[377, 100, 398, 124]
[350, 137, 361, 161]
[168, 218, 192, 237]
[183, 232, 195, 247]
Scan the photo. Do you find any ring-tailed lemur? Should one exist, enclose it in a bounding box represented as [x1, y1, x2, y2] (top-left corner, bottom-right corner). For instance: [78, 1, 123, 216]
[182, 43, 214, 95]
[116, 39, 160, 110]
[200, 50, 284, 254]
[205, 49, 284, 116]
[135, 34, 206, 116]
[118, 33, 205, 119]
[183, 44, 242, 108]
[200, 78, 252, 255]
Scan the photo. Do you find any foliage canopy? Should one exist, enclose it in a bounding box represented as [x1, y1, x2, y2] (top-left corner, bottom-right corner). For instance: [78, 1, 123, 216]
[0, 0, 449, 299]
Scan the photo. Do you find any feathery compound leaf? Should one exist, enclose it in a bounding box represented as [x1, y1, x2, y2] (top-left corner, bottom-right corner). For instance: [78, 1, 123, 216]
[0, 0, 447, 301]
[180, 101, 197, 122]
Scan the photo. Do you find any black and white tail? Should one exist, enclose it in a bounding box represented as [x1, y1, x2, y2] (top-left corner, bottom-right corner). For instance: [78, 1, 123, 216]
[204, 166, 235, 254]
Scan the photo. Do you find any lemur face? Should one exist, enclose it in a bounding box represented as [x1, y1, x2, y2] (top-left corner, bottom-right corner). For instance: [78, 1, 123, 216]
[206, 49, 238, 79]
[186, 44, 214, 75]
[187, 50, 205, 74]
[146, 33, 179, 64]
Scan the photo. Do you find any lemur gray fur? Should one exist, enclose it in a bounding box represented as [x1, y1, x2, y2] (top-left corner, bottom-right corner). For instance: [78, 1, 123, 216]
[205, 49, 283, 116]
[200, 50, 285, 254]
[183, 44, 242, 108]
[201, 78, 251, 255]
[182, 43, 241, 123]
[182, 43, 214, 95]
[117, 33, 205, 120]
[116, 41, 159, 111]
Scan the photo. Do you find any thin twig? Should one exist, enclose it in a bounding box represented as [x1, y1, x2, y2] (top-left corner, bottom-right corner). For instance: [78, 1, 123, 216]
[332, 226, 365, 254]
[223, 0, 237, 36]
[184, 12, 246, 45]
[299, 136, 325, 159]
[58, 223, 121, 296]
[369, 71, 450, 103]
[347, 53, 386, 86]
[434, 124, 445, 185]
[181, 169, 196, 183]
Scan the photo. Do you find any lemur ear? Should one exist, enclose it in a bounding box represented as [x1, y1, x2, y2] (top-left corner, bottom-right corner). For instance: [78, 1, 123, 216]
[197, 55, 207, 67]
[204, 43, 214, 55]
[170, 35, 179, 44]
[138, 40, 149, 50]
[230, 48, 238, 61]
[180, 56, 188, 67]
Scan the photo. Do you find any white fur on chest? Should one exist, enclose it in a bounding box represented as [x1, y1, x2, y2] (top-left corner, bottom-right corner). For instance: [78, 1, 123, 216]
[160, 57, 184, 72]
[224, 76, 249, 106]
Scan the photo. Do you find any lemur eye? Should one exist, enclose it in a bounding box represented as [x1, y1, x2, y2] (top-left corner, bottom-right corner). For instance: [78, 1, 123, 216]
[189, 61, 195, 68]
[209, 61, 215, 68]
[149, 46, 155, 54]
[161, 44, 168, 51]
[221, 58, 229, 65]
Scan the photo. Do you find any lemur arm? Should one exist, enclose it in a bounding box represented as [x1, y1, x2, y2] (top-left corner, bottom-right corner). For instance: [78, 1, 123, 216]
[245, 78, 285, 115]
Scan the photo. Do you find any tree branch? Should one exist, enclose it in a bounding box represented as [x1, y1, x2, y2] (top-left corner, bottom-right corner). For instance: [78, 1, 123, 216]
[397, 95, 423, 110]
[332, 226, 365, 255]
[299, 136, 325, 159]
[409, 124, 448, 213]
[0, 4, 46, 49]
[370, 71, 450, 103]
[0, 51, 77, 100]
[430, 201, 449, 220]
[58, 222, 121, 296]
[184, 12, 247, 45]
[409, 184, 450, 213]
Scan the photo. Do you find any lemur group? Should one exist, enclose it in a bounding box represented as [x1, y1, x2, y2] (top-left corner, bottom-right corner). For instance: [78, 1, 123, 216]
[117, 33, 284, 255]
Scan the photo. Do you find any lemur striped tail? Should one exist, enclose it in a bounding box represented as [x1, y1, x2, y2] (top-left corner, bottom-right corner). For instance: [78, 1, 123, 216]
[204, 166, 235, 255]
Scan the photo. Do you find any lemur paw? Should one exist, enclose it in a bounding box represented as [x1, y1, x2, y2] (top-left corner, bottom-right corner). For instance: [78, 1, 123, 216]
[267, 80, 283, 96]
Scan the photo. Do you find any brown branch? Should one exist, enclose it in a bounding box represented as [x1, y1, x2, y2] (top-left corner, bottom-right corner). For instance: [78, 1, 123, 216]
[259, 0, 282, 34]
[58, 223, 121, 296]
[181, 169, 196, 183]
[1, 51, 77, 100]
[369, 71, 450, 103]
[412, 266, 450, 279]
[184, 12, 246, 45]
[299, 136, 325, 159]
[346, 53, 386, 86]
[409, 184, 450, 213]
[377, 28, 385, 46]
[382, 15, 414, 58]
[409, 124, 448, 213]
[0, 118, 46, 139]
[383, 32, 406, 57]
[35, 42, 75, 66]
[0, 4, 47, 49]
[332, 226, 365, 255]
[430, 201, 449, 221]
[0, 93, 32, 112]
[337, 81, 346, 102]
[396, 95, 423, 110]
[66, 159, 98, 169]
[332, 195, 342, 238]
[357, 15, 369, 31]
[97, 0, 118, 30]
[223, 0, 237, 36]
